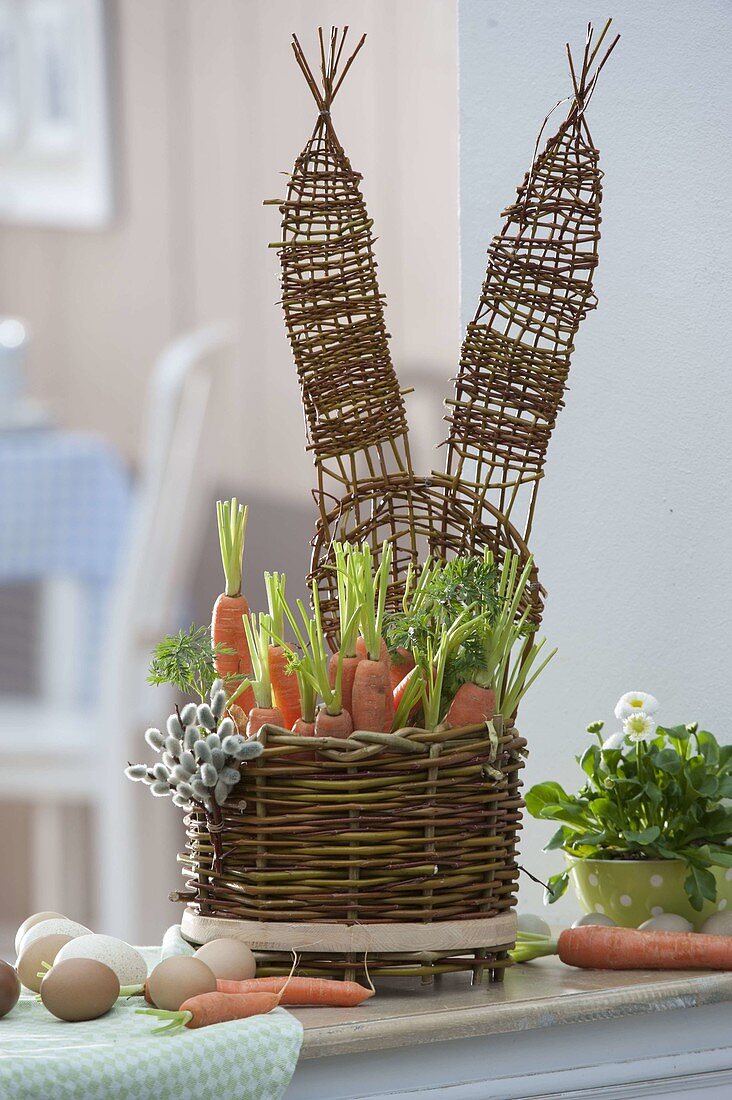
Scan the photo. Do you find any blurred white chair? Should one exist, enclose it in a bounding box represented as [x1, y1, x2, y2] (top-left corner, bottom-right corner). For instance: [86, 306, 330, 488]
[0, 324, 233, 942]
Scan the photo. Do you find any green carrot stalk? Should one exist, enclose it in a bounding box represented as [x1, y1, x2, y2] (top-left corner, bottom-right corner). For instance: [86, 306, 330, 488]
[216, 498, 248, 597]
[420, 610, 484, 731]
[333, 542, 360, 659]
[353, 541, 393, 661]
[237, 613, 274, 709]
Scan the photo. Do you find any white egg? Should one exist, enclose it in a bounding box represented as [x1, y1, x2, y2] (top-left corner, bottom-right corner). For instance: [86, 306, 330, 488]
[700, 912, 732, 937]
[54, 935, 147, 987]
[638, 913, 693, 933]
[571, 912, 617, 928]
[517, 913, 551, 937]
[14, 912, 66, 955]
[17, 919, 91, 958]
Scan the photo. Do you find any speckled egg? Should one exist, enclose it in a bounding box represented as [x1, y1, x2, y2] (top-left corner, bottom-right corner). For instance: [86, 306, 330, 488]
[17, 934, 73, 993]
[18, 919, 91, 956]
[572, 912, 617, 928]
[14, 912, 66, 956]
[517, 913, 551, 937]
[638, 913, 693, 933]
[54, 935, 147, 987]
[194, 938, 256, 981]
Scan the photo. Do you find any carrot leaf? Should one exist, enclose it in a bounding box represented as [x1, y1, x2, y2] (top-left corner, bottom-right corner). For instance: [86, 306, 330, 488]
[148, 625, 232, 701]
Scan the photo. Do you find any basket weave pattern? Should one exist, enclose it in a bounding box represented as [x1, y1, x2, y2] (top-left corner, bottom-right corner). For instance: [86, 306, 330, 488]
[181, 718, 525, 978]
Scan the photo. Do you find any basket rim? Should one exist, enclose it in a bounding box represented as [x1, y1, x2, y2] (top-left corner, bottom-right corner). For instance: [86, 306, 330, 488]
[254, 714, 515, 763]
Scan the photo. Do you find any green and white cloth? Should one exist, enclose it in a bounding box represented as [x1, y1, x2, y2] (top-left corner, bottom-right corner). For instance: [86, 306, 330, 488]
[0, 927, 303, 1100]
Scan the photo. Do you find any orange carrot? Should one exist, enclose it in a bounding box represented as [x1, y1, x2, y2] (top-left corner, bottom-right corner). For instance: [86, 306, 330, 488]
[291, 718, 315, 737]
[328, 652, 361, 719]
[356, 635, 390, 670]
[268, 643, 301, 727]
[138, 990, 279, 1034]
[247, 706, 285, 737]
[315, 706, 353, 739]
[389, 647, 415, 693]
[392, 665, 421, 724]
[288, 717, 316, 763]
[215, 976, 374, 1006]
[212, 499, 254, 712]
[351, 542, 393, 732]
[352, 658, 391, 733]
[444, 682, 496, 728]
[558, 925, 732, 971]
[265, 573, 302, 729]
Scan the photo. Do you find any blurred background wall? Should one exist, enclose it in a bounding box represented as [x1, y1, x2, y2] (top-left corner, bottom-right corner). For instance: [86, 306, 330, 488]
[3, 0, 729, 950]
[0, 0, 459, 945]
[460, 0, 732, 920]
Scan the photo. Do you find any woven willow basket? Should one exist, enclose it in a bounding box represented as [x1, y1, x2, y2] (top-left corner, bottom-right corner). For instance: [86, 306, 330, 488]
[179, 716, 525, 983]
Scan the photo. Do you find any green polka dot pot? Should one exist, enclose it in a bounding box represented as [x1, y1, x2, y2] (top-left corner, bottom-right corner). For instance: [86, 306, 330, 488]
[568, 857, 732, 930]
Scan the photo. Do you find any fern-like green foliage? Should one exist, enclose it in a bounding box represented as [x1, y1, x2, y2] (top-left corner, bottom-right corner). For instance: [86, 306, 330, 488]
[147, 625, 232, 701]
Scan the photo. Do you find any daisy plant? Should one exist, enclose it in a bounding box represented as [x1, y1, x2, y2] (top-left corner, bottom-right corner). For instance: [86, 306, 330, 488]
[526, 693, 732, 911]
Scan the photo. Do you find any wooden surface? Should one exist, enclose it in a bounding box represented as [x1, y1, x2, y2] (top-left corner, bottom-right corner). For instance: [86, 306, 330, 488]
[289, 957, 732, 1060]
[182, 910, 516, 953]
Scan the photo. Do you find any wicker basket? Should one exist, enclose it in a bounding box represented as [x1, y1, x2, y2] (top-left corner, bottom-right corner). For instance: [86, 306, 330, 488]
[178, 716, 525, 983]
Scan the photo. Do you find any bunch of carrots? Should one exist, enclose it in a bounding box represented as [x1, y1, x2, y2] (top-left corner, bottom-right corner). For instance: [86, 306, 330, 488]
[209, 499, 555, 739]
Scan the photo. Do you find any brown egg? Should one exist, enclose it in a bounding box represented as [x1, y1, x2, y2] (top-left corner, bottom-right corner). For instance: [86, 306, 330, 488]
[147, 956, 217, 1010]
[0, 961, 20, 1018]
[194, 938, 256, 981]
[40, 959, 120, 1022]
[17, 934, 73, 993]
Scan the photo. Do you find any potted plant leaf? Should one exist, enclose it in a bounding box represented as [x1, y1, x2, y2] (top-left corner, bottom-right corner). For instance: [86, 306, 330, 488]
[526, 692, 732, 928]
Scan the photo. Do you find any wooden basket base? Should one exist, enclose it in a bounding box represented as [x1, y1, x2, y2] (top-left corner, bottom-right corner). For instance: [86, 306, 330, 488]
[181, 909, 516, 983]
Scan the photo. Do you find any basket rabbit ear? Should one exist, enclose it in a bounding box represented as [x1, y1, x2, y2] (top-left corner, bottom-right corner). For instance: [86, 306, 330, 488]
[439, 20, 619, 544]
[270, 27, 414, 528]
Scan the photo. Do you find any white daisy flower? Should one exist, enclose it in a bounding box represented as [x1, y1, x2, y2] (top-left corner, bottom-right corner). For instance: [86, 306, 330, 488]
[622, 711, 657, 743]
[614, 691, 659, 720]
[602, 731, 625, 751]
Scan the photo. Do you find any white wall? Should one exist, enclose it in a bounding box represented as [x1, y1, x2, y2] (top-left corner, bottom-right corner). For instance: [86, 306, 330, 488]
[458, 0, 732, 920]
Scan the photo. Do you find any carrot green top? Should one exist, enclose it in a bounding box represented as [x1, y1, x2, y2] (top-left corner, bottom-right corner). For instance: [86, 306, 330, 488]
[216, 498, 248, 598]
[240, 612, 273, 709]
[264, 572, 286, 639]
[352, 541, 392, 662]
[274, 585, 357, 718]
[333, 543, 360, 659]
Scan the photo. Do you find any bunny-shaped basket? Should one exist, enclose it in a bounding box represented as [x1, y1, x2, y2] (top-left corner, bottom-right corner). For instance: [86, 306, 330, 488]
[180, 24, 617, 982]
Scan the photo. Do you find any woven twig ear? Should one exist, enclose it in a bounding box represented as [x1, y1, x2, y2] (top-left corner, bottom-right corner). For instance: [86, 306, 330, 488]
[440, 20, 619, 543]
[270, 27, 414, 536]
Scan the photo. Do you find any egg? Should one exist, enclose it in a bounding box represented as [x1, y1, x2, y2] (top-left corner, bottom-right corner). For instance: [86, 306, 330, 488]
[54, 935, 147, 987]
[14, 911, 66, 955]
[18, 918, 91, 956]
[0, 961, 20, 1018]
[40, 959, 119, 1022]
[194, 938, 256, 981]
[147, 956, 217, 1011]
[572, 913, 617, 928]
[517, 913, 551, 937]
[638, 913, 694, 933]
[699, 911, 732, 936]
[17, 934, 73, 993]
